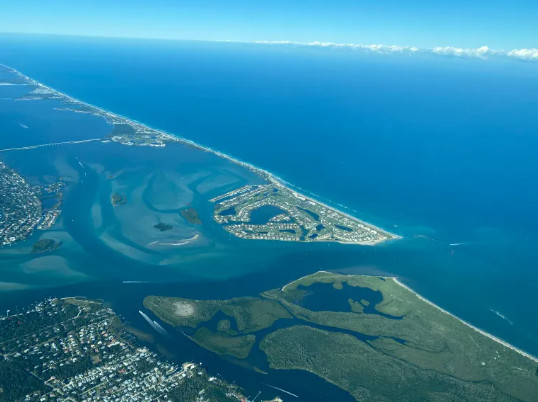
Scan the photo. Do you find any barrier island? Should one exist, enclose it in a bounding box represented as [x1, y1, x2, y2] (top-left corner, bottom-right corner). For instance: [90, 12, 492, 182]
[1, 64, 398, 246]
[210, 184, 396, 244]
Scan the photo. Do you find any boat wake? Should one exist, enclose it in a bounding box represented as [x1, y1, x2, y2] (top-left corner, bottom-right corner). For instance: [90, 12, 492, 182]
[148, 234, 200, 247]
[262, 383, 299, 398]
[139, 310, 170, 336]
[489, 309, 514, 325]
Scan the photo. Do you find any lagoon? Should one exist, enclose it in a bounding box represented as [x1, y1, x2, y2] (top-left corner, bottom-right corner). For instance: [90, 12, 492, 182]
[1, 34, 538, 399]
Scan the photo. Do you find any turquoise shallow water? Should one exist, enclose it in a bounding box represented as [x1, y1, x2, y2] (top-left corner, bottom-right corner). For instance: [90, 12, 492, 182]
[1, 34, 538, 399]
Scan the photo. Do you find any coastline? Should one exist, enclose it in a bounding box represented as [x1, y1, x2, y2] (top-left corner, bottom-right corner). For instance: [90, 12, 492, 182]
[0, 63, 400, 243]
[392, 277, 538, 363]
[5, 64, 534, 360]
[281, 270, 538, 363]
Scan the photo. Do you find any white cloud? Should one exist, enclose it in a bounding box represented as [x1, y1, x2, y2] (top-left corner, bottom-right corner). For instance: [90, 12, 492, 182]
[253, 40, 419, 54]
[355, 44, 419, 53]
[431, 46, 491, 58]
[507, 48, 538, 61]
[248, 40, 537, 62]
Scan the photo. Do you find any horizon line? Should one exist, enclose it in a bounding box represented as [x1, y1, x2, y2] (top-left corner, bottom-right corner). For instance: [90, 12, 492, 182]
[1, 31, 537, 62]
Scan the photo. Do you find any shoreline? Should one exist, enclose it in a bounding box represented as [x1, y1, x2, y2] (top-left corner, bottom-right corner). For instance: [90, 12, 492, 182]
[0, 63, 400, 243]
[392, 277, 538, 363]
[282, 270, 538, 363]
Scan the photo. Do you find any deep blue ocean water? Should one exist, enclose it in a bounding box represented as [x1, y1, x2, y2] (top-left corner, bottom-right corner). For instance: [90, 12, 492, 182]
[1, 34, 538, 398]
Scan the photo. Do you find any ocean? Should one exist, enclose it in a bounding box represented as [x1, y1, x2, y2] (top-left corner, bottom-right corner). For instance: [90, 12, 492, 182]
[1, 33, 537, 398]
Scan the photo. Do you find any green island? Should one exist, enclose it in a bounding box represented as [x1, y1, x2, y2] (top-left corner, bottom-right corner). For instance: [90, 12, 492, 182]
[143, 296, 292, 359]
[180, 207, 202, 224]
[154, 222, 173, 231]
[144, 271, 538, 401]
[191, 327, 256, 359]
[31, 238, 62, 254]
[110, 192, 127, 206]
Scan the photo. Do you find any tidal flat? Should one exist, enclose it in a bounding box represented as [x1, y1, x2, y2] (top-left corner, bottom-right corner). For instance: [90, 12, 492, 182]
[0, 62, 401, 291]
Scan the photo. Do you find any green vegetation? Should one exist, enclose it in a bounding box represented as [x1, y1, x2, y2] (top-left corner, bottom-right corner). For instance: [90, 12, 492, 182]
[180, 207, 201, 225]
[154, 222, 173, 231]
[110, 123, 135, 135]
[31, 238, 61, 254]
[0, 358, 48, 401]
[0, 302, 79, 345]
[0, 295, 253, 402]
[261, 326, 514, 402]
[164, 369, 240, 402]
[144, 296, 291, 333]
[144, 295, 291, 361]
[217, 319, 238, 335]
[347, 298, 364, 313]
[190, 327, 255, 359]
[145, 272, 538, 401]
[332, 281, 343, 290]
[110, 192, 127, 206]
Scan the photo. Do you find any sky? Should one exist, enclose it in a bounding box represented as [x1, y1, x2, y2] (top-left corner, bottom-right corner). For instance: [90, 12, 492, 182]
[1, 0, 537, 51]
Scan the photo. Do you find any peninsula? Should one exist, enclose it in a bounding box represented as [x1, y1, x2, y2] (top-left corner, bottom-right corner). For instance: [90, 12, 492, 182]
[0, 161, 63, 246]
[211, 184, 396, 244]
[144, 272, 538, 401]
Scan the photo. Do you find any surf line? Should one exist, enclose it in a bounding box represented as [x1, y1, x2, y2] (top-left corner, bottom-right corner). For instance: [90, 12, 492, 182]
[0, 138, 102, 153]
[3, 64, 400, 242]
[262, 383, 299, 398]
[393, 278, 538, 362]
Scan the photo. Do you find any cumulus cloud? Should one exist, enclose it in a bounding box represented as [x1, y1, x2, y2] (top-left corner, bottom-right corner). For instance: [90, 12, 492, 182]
[354, 43, 419, 53]
[431, 46, 491, 58]
[247, 40, 537, 62]
[253, 40, 420, 54]
[507, 48, 538, 61]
